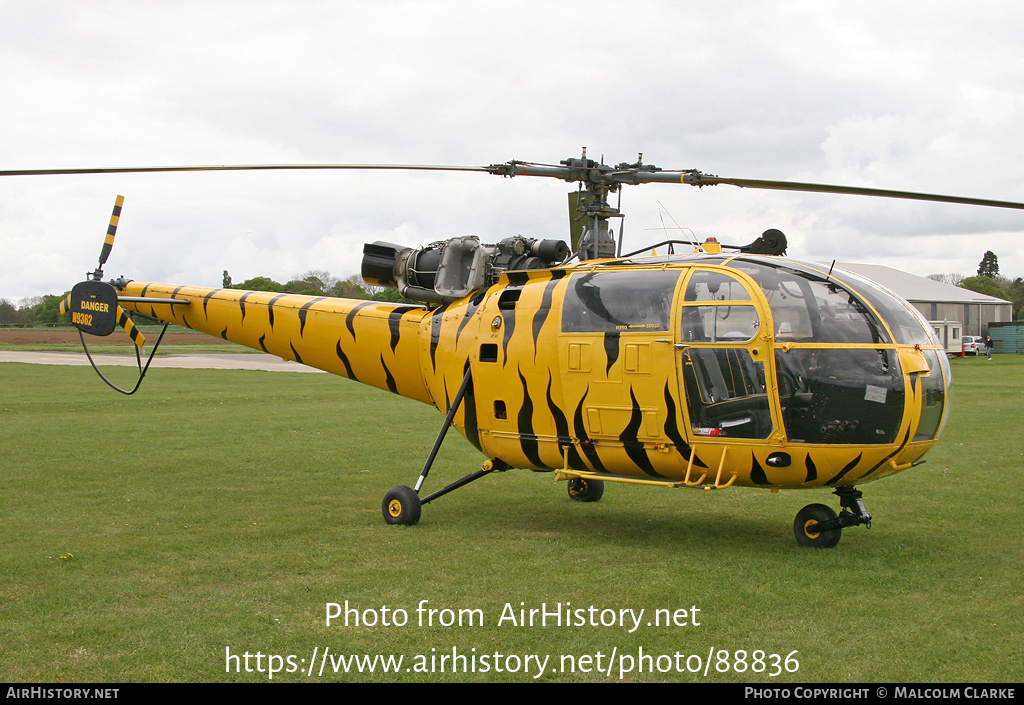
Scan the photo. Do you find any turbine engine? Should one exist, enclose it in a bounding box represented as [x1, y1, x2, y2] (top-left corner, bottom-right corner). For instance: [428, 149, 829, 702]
[362, 235, 570, 303]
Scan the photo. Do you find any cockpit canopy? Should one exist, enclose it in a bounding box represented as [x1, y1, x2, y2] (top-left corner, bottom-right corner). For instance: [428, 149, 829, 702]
[558, 255, 949, 446]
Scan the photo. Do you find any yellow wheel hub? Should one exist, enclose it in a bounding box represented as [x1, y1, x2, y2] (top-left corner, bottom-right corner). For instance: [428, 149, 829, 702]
[388, 500, 403, 518]
[803, 519, 821, 539]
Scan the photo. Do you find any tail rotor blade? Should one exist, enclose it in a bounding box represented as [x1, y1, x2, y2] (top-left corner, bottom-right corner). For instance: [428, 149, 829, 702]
[115, 304, 146, 349]
[93, 195, 124, 279]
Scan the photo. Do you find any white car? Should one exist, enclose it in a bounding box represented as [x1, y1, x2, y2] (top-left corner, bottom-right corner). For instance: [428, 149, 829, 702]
[962, 336, 984, 356]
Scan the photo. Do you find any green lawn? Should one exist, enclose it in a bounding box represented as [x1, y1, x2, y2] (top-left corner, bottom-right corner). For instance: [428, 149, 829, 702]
[0, 355, 1020, 682]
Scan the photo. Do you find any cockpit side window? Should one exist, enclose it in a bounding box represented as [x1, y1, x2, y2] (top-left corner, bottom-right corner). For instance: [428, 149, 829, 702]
[682, 347, 772, 439]
[775, 348, 905, 444]
[684, 271, 753, 302]
[680, 306, 761, 343]
[561, 270, 681, 333]
[680, 270, 760, 343]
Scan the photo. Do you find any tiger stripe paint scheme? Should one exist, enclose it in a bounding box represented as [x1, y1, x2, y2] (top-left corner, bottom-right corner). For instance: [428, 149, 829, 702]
[119, 281, 434, 404]
[117, 254, 945, 491]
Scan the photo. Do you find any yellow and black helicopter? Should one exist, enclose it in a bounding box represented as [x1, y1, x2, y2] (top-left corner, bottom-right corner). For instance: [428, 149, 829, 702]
[8, 151, 1024, 547]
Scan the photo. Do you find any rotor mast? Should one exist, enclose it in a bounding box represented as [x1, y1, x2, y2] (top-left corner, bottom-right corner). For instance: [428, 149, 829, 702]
[486, 148, 665, 260]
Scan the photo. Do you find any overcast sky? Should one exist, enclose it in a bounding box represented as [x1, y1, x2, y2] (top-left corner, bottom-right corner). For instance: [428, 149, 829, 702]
[3, 0, 1023, 303]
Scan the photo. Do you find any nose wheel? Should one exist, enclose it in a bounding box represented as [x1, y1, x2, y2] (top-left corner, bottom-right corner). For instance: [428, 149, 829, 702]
[567, 477, 605, 502]
[794, 504, 841, 547]
[793, 487, 872, 548]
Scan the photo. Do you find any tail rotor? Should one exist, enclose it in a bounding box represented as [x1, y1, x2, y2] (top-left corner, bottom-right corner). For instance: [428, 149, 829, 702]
[59, 196, 180, 394]
[60, 195, 146, 349]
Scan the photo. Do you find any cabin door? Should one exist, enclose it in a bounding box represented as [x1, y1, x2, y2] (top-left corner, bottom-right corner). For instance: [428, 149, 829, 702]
[676, 269, 774, 441]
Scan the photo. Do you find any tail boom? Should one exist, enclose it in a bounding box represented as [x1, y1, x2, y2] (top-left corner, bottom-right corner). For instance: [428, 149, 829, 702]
[117, 282, 434, 404]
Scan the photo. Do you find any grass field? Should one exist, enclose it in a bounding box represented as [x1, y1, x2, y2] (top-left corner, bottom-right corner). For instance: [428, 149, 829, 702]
[1, 355, 1021, 682]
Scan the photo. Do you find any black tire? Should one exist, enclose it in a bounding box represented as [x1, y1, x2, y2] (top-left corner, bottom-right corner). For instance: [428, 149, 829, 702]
[382, 485, 421, 525]
[567, 477, 604, 503]
[793, 503, 841, 548]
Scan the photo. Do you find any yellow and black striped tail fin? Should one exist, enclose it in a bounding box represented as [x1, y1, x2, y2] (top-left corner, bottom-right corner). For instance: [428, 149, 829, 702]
[116, 305, 146, 349]
[58, 293, 72, 316]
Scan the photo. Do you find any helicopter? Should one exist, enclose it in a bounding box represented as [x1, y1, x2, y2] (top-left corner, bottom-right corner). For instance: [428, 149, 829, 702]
[8, 150, 1024, 548]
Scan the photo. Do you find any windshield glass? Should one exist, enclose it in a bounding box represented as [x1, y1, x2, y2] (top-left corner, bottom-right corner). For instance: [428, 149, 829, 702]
[831, 268, 939, 346]
[730, 258, 891, 344]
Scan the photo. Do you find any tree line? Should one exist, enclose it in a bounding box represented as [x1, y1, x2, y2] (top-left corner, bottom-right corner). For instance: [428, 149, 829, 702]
[928, 250, 1024, 319]
[0, 294, 68, 327]
[221, 269, 409, 302]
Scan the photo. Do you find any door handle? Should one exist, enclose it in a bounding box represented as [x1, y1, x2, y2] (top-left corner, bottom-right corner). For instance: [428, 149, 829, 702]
[655, 339, 690, 349]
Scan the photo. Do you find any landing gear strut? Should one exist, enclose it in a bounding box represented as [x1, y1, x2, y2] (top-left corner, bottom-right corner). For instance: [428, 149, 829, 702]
[793, 487, 872, 548]
[380, 367, 508, 525]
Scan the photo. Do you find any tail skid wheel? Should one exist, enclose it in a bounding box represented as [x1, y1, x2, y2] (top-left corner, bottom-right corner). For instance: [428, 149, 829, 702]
[567, 477, 605, 503]
[383, 485, 421, 526]
[794, 503, 841, 548]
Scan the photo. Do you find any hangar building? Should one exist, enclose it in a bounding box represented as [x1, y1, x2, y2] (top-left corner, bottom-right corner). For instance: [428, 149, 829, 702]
[834, 263, 1012, 338]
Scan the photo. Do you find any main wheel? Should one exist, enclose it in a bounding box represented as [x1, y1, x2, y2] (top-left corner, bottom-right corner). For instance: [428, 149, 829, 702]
[794, 503, 841, 548]
[567, 477, 604, 502]
[382, 485, 421, 525]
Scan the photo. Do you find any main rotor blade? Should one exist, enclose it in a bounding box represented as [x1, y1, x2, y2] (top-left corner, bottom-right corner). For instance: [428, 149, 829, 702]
[681, 173, 1024, 211]
[6, 158, 1024, 212]
[0, 164, 491, 177]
